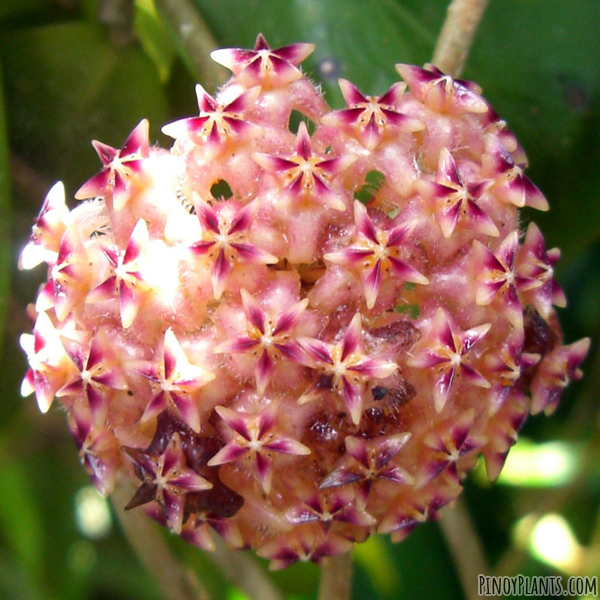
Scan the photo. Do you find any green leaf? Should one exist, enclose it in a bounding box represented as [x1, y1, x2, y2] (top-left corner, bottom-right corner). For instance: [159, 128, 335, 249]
[134, 0, 177, 82]
[0, 0, 49, 24]
[0, 461, 44, 589]
[193, 0, 437, 104]
[0, 59, 10, 356]
[465, 0, 600, 260]
[0, 22, 169, 191]
[354, 170, 386, 204]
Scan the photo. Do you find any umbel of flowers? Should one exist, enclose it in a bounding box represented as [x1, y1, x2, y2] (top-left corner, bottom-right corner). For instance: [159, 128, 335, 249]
[20, 35, 589, 569]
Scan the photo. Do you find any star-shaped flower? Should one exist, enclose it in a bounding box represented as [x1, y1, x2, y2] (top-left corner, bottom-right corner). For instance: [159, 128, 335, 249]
[530, 337, 590, 415]
[484, 340, 540, 413]
[162, 84, 260, 158]
[299, 313, 398, 424]
[286, 486, 376, 531]
[473, 230, 522, 329]
[481, 390, 529, 482]
[87, 219, 151, 328]
[324, 200, 429, 309]
[378, 482, 461, 542]
[395, 63, 488, 115]
[320, 433, 412, 509]
[207, 403, 310, 493]
[482, 134, 549, 211]
[123, 432, 212, 534]
[321, 80, 424, 149]
[211, 33, 314, 87]
[257, 526, 354, 570]
[407, 308, 491, 412]
[56, 333, 128, 425]
[74, 119, 150, 211]
[67, 402, 120, 497]
[190, 200, 277, 299]
[20, 311, 74, 413]
[420, 409, 486, 484]
[133, 328, 215, 433]
[180, 511, 244, 552]
[19, 181, 70, 270]
[253, 121, 356, 211]
[515, 222, 567, 319]
[48, 227, 92, 321]
[213, 289, 308, 394]
[416, 147, 499, 238]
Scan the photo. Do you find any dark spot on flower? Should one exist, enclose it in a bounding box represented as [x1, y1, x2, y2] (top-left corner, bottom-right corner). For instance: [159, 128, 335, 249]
[309, 417, 338, 443]
[523, 306, 559, 357]
[387, 379, 416, 409]
[185, 482, 244, 519]
[369, 320, 419, 351]
[371, 385, 388, 400]
[316, 374, 334, 390]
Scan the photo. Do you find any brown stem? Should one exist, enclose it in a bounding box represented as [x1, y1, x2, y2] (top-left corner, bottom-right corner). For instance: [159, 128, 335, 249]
[439, 497, 490, 600]
[111, 476, 210, 600]
[318, 551, 353, 600]
[432, 0, 490, 77]
[210, 538, 285, 600]
[154, 0, 229, 92]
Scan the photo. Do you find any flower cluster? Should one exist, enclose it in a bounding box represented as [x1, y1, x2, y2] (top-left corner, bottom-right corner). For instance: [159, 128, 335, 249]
[20, 35, 589, 569]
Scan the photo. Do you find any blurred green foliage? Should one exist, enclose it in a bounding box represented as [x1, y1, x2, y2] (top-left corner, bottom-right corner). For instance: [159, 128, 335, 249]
[0, 1, 598, 599]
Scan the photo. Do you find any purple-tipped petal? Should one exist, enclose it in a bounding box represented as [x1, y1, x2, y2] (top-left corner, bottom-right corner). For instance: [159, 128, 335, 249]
[207, 441, 249, 466]
[320, 466, 363, 489]
[433, 367, 455, 412]
[388, 256, 429, 285]
[255, 349, 274, 395]
[263, 436, 310, 456]
[214, 335, 260, 354]
[300, 338, 334, 366]
[353, 201, 379, 245]
[341, 313, 362, 361]
[363, 261, 382, 309]
[121, 119, 150, 158]
[211, 248, 233, 299]
[231, 242, 278, 264]
[438, 148, 461, 187]
[74, 169, 112, 200]
[215, 406, 252, 441]
[241, 289, 266, 334]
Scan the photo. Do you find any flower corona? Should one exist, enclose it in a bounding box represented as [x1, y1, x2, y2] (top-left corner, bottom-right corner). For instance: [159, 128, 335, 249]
[20, 35, 589, 569]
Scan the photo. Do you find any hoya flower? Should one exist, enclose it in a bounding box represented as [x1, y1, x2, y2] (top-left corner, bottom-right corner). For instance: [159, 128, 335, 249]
[20, 34, 588, 570]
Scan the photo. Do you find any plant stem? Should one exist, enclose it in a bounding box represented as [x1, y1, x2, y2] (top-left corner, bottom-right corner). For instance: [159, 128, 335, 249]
[318, 551, 354, 600]
[432, 0, 489, 77]
[111, 475, 210, 600]
[439, 497, 489, 600]
[210, 538, 286, 600]
[154, 0, 229, 92]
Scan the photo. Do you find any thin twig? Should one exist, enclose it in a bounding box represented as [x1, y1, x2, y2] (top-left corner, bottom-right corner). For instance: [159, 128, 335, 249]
[432, 0, 490, 77]
[154, 0, 229, 92]
[210, 538, 285, 600]
[111, 475, 211, 600]
[439, 497, 490, 600]
[318, 551, 354, 600]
